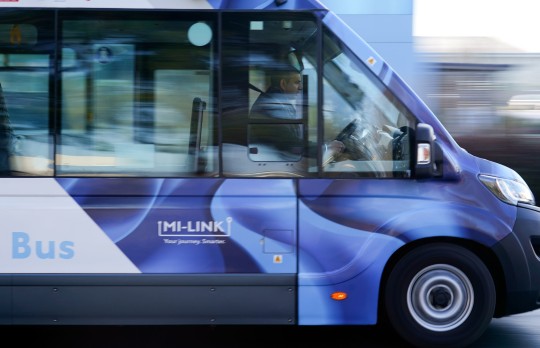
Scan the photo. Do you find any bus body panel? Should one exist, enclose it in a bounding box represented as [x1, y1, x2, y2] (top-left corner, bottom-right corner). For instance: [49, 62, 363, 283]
[502, 204, 540, 315]
[295, 174, 518, 324]
[0, 0, 216, 9]
[0, 178, 298, 274]
[0, 0, 323, 9]
[0, 274, 296, 325]
[0, 177, 299, 324]
[298, 198, 402, 325]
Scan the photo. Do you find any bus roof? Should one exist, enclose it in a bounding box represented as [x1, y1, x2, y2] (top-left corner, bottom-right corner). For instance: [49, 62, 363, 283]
[0, 0, 328, 10]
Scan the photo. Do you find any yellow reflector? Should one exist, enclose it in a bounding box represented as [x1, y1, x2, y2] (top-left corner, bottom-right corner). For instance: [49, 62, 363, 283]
[331, 292, 347, 301]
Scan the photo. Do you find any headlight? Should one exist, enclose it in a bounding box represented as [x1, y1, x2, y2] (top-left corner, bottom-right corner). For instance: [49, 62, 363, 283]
[479, 174, 535, 206]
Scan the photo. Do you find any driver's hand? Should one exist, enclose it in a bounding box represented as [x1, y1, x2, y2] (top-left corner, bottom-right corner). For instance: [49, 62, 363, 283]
[327, 140, 345, 154]
[323, 140, 345, 167]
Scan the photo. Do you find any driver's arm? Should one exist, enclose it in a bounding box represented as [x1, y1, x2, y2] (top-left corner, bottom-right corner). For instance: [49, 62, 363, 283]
[326, 140, 345, 154]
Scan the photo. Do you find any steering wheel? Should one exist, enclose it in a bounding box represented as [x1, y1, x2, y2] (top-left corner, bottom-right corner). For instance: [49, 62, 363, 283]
[335, 120, 379, 162]
[335, 119, 358, 142]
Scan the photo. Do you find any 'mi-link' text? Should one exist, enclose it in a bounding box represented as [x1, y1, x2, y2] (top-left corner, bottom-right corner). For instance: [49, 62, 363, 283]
[158, 217, 232, 237]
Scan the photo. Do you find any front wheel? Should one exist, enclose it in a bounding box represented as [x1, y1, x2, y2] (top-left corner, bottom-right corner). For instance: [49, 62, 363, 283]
[384, 243, 496, 348]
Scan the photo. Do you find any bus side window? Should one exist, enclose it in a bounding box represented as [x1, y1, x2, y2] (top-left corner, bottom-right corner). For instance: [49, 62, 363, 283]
[221, 14, 319, 177]
[0, 19, 54, 177]
[58, 14, 217, 177]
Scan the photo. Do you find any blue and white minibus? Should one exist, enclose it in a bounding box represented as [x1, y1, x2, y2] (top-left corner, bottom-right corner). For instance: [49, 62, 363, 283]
[0, 0, 539, 347]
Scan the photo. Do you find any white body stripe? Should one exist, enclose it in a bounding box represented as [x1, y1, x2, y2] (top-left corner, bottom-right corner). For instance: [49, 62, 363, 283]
[0, 178, 140, 273]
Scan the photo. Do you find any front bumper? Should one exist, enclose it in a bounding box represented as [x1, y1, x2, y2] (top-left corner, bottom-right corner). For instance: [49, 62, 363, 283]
[493, 203, 540, 316]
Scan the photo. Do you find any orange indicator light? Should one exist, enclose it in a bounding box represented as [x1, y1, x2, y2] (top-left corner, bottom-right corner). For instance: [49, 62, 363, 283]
[331, 292, 347, 301]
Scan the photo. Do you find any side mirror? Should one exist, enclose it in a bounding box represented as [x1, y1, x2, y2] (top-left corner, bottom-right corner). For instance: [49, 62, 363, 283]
[415, 123, 443, 178]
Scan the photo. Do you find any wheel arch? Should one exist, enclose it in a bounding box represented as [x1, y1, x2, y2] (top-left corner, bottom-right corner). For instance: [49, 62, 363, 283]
[377, 236, 507, 325]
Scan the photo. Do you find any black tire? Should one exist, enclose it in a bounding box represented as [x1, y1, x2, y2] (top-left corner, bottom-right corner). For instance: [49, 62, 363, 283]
[384, 243, 496, 348]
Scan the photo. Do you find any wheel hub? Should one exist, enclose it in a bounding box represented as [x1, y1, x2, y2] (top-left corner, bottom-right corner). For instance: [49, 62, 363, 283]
[431, 286, 452, 308]
[407, 264, 474, 331]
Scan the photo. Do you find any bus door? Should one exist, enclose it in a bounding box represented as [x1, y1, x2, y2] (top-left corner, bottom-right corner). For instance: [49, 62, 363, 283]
[219, 13, 311, 280]
[218, 13, 303, 277]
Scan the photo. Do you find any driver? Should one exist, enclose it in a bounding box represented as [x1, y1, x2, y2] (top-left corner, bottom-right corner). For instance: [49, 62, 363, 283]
[250, 64, 344, 159]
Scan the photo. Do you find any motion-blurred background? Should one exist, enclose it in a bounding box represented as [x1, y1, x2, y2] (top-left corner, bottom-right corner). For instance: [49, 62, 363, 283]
[322, 0, 540, 199]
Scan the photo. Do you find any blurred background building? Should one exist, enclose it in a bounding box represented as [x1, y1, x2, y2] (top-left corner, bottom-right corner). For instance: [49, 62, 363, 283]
[321, 0, 540, 200]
